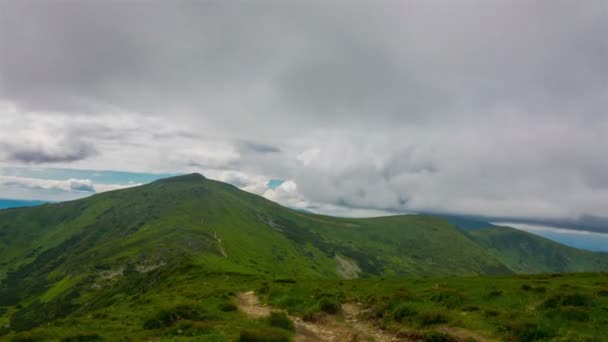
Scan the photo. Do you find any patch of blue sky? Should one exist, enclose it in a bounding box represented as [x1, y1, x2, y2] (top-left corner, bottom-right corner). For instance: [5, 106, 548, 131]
[267, 179, 285, 189]
[0, 166, 176, 185]
[494, 222, 608, 252]
[0, 199, 46, 209]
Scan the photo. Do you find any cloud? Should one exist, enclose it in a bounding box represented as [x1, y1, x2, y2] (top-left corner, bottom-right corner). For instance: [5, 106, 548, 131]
[0, 174, 139, 201]
[236, 141, 282, 155]
[4, 140, 97, 164]
[0, 175, 95, 193]
[0, 1, 607, 222]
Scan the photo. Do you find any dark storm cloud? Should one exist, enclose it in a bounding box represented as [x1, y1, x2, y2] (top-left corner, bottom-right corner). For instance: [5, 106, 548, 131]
[1, 1, 606, 123]
[5, 141, 97, 164]
[237, 141, 282, 154]
[0, 0, 607, 221]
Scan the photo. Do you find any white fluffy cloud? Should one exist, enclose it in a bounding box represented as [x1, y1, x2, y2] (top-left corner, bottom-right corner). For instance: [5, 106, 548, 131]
[0, 175, 137, 201]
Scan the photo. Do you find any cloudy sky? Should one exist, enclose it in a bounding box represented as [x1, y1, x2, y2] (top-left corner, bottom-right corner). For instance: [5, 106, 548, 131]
[0, 0, 607, 223]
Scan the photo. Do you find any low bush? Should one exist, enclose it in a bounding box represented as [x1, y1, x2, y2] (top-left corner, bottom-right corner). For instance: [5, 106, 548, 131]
[267, 312, 294, 331]
[486, 290, 503, 298]
[541, 293, 592, 309]
[218, 302, 237, 312]
[238, 327, 290, 342]
[424, 331, 458, 342]
[430, 288, 465, 308]
[417, 311, 449, 326]
[556, 306, 590, 322]
[61, 333, 102, 341]
[391, 304, 417, 322]
[504, 321, 555, 342]
[143, 304, 205, 329]
[462, 305, 480, 312]
[483, 309, 500, 318]
[318, 297, 341, 314]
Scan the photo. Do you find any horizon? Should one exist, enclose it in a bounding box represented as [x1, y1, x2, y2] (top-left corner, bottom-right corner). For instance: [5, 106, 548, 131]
[2, 171, 608, 253]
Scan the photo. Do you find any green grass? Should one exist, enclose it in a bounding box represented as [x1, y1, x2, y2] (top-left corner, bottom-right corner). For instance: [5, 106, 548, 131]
[262, 272, 608, 341]
[2, 271, 607, 341]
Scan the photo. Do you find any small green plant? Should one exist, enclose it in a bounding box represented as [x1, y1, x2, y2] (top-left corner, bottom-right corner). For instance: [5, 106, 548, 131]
[504, 320, 555, 342]
[430, 288, 465, 308]
[486, 289, 503, 298]
[541, 293, 592, 309]
[318, 297, 341, 314]
[143, 304, 204, 329]
[61, 333, 102, 342]
[391, 303, 417, 322]
[424, 331, 458, 342]
[462, 305, 480, 312]
[556, 306, 590, 322]
[417, 311, 449, 326]
[483, 309, 500, 318]
[238, 327, 291, 341]
[218, 302, 238, 312]
[267, 312, 294, 331]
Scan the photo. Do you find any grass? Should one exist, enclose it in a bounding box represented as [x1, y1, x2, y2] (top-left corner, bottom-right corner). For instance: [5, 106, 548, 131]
[1, 265, 607, 340]
[262, 272, 608, 341]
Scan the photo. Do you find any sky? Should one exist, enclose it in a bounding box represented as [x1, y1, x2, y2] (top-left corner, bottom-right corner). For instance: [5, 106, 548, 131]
[0, 1, 607, 225]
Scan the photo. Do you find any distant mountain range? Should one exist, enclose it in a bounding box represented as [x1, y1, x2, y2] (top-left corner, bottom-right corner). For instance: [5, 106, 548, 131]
[0, 199, 46, 210]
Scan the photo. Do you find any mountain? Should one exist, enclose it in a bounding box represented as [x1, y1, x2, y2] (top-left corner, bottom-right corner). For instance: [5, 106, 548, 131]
[1, 173, 608, 337]
[0, 199, 46, 210]
[466, 226, 608, 273]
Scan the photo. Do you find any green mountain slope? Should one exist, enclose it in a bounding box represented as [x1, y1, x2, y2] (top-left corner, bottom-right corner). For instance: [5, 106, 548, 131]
[1, 174, 608, 335]
[467, 226, 608, 273]
[0, 174, 508, 288]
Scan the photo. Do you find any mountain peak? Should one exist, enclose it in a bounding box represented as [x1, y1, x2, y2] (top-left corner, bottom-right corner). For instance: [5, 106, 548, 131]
[155, 173, 206, 183]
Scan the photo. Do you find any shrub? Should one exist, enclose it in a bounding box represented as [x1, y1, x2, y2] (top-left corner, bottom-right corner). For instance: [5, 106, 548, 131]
[462, 305, 480, 312]
[61, 333, 102, 341]
[505, 321, 555, 342]
[274, 279, 297, 284]
[143, 304, 204, 329]
[430, 288, 465, 308]
[541, 293, 592, 309]
[424, 331, 458, 342]
[391, 304, 417, 322]
[267, 312, 295, 331]
[238, 327, 290, 342]
[486, 290, 503, 298]
[394, 287, 414, 301]
[365, 302, 389, 320]
[557, 306, 590, 322]
[417, 311, 449, 326]
[483, 309, 500, 318]
[218, 302, 238, 312]
[318, 298, 341, 314]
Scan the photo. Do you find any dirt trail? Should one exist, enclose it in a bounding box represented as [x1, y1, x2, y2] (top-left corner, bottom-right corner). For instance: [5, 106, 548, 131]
[236, 291, 401, 341]
[214, 231, 227, 258]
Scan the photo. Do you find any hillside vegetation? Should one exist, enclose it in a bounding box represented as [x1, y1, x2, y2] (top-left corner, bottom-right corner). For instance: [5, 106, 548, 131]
[1, 174, 607, 340]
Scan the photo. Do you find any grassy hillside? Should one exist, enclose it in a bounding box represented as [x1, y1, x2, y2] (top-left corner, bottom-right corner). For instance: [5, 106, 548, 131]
[4, 270, 608, 341]
[467, 226, 608, 273]
[1, 173, 608, 339]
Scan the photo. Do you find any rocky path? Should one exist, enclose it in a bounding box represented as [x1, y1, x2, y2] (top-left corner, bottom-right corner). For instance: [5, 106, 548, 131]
[236, 291, 402, 342]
